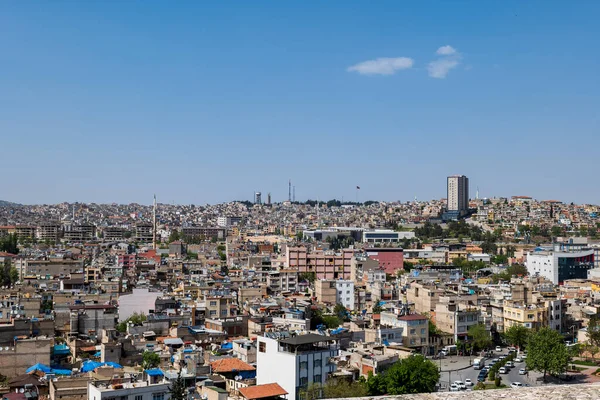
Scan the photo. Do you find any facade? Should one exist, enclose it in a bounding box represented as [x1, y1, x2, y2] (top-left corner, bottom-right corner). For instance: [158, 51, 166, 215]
[365, 248, 404, 274]
[69, 304, 118, 341]
[37, 222, 62, 241]
[378, 313, 429, 348]
[256, 333, 338, 400]
[135, 223, 154, 242]
[526, 249, 595, 284]
[435, 299, 481, 341]
[503, 302, 548, 330]
[205, 295, 237, 318]
[286, 247, 355, 279]
[447, 175, 469, 217]
[182, 226, 226, 240]
[88, 378, 170, 400]
[63, 224, 96, 242]
[334, 280, 354, 311]
[314, 280, 337, 306]
[362, 230, 410, 243]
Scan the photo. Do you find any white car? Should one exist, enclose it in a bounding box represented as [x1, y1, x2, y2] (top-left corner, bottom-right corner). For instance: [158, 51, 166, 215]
[496, 346, 502, 352]
[454, 381, 466, 390]
[499, 367, 508, 374]
[505, 361, 514, 368]
[465, 379, 473, 386]
[511, 382, 524, 388]
[450, 383, 460, 392]
[519, 368, 527, 375]
[514, 357, 523, 362]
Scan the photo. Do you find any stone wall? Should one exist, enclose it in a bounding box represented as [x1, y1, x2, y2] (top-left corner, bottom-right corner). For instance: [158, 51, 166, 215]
[0, 337, 52, 378]
[333, 383, 600, 400]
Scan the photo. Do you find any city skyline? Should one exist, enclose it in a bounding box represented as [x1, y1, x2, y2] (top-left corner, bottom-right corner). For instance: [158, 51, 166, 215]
[1, 2, 599, 205]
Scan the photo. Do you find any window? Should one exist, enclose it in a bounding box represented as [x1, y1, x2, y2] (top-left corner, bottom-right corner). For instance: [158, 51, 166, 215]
[300, 361, 308, 370]
[135, 396, 143, 400]
[210, 301, 217, 306]
[300, 377, 308, 386]
[259, 341, 266, 353]
[314, 359, 321, 367]
[410, 329, 416, 335]
[313, 374, 322, 382]
[421, 328, 426, 334]
[209, 310, 216, 316]
[152, 394, 165, 400]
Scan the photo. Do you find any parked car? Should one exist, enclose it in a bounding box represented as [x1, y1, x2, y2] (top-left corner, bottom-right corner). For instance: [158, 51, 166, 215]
[454, 381, 466, 390]
[519, 368, 527, 375]
[465, 379, 473, 386]
[505, 361, 515, 368]
[514, 357, 523, 363]
[499, 367, 508, 374]
[450, 384, 460, 392]
[496, 346, 502, 352]
[511, 382, 524, 388]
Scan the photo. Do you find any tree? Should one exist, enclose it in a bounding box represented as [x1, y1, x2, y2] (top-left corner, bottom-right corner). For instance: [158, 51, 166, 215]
[367, 354, 439, 395]
[587, 317, 600, 352]
[323, 379, 367, 398]
[333, 304, 348, 321]
[372, 303, 383, 314]
[168, 230, 181, 243]
[9, 267, 19, 285]
[0, 234, 18, 254]
[169, 370, 187, 400]
[526, 327, 570, 382]
[142, 351, 160, 369]
[468, 324, 492, 351]
[504, 325, 529, 350]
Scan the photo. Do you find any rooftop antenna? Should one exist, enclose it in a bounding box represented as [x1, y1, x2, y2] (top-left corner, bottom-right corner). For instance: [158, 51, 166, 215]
[293, 186, 296, 202]
[288, 179, 292, 202]
[153, 194, 157, 250]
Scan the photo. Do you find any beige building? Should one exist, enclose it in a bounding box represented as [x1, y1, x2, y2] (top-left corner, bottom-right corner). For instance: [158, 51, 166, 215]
[406, 282, 445, 314]
[503, 301, 548, 330]
[0, 337, 52, 378]
[286, 246, 355, 279]
[435, 297, 481, 341]
[315, 279, 337, 305]
[205, 295, 237, 318]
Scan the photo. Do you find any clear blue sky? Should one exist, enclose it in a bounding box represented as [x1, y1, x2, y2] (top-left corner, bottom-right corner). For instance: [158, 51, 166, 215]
[1, 1, 599, 205]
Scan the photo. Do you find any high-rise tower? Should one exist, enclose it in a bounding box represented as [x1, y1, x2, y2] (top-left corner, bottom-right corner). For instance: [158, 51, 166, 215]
[447, 175, 469, 217]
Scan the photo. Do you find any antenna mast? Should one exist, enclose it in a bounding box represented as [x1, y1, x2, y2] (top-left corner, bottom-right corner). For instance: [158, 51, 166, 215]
[153, 194, 157, 250]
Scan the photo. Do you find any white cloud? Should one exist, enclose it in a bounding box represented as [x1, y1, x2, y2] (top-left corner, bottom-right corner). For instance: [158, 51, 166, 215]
[428, 45, 462, 78]
[428, 58, 460, 78]
[347, 57, 414, 76]
[436, 45, 457, 56]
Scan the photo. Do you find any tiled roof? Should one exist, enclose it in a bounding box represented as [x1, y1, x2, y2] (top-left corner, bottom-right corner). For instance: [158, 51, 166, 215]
[397, 313, 427, 321]
[239, 383, 288, 400]
[210, 357, 255, 373]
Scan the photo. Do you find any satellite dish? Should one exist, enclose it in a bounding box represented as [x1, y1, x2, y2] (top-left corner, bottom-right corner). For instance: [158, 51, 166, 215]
[4, 347, 8, 351]
[19, 389, 24, 393]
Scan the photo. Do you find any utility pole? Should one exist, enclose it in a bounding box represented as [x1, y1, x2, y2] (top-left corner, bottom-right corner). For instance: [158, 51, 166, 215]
[153, 194, 157, 250]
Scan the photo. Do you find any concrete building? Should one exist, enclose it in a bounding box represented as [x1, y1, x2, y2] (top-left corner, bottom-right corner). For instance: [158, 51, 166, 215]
[205, 295, 237, 318]
[87, 373, 170, 400]
[135, 223, 154, 242]
[378, 313, 429, 349]
[182, 226, 226, 240]
[286, 247, 355, 280]
[103, 226, 125, 241]
[526, 248, 595, 284]
[435, 298, 481, 341]
[314, 280, 337, 306]
[69, 304, 118, 341]
[63, 224, 97, 242]
[446, 175, 469, 218]
[0, 337, 52, 378]
[503, 301, 548, 331]
[37, 222, 62, 242]
[406, 282, 445, 314]
[362, 230, 412, 244]
[334, 280, 355, 310]
[256, 332, 338, 400]
[217, 216, 242, 228]
[365, 248, 404, 274]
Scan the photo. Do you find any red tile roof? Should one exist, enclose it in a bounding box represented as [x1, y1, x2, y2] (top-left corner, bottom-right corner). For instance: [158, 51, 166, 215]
[210, 357, 255, 373]
[239, 383, 288, 400]
[397, 313, 427, 321]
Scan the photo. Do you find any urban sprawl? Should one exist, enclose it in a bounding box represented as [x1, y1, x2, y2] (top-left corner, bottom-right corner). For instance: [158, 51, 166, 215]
[2, 176, 600, 400]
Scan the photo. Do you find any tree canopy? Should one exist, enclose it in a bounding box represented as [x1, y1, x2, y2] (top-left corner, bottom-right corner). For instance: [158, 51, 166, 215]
[504, 325, 530, 350]
[142, 351, 161, 370]
[0, 234, 18, 254]
[526, 327, 570, 381]
[468, 324, 492, 351]
[366, 355, 439, 395]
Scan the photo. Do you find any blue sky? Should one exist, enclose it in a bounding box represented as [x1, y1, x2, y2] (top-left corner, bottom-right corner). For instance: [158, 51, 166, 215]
[1, 1, 599, 205]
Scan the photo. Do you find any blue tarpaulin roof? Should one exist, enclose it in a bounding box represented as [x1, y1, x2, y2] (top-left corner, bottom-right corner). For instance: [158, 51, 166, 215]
[220, 342, 233, 349]
[93, 351, 102, 357]
[26, 363, 52, 374]
[145, 369, 164, 377]
[51, 369, 72, 376]
[105, 362, 123, 368]
[81, 360, 104, 372]
[53, 344, 70, 355]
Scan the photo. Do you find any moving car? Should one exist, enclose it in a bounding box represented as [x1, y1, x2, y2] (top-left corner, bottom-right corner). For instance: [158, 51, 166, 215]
[465, 379, 473, 386]
[450, 383, 460, 392]
[511, 382, 524, 388]
[454, 381, 466, 390]
[519, 368, 527, 375]
[499, 367, 508, 374]
[514, 357, 523, 362]
[505, 361, 515, 368]
[496, 346, 502, 352]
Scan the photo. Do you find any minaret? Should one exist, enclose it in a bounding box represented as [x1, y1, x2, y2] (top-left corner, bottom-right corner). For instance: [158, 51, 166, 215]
[288, 179, 292, 202]
[153, 194, 157, 250]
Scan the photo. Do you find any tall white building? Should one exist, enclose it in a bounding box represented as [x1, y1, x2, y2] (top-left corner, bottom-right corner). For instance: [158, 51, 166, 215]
[447, 175, 469, 216]
[256, 333, 338, 400]
[335, 279, 355, 311]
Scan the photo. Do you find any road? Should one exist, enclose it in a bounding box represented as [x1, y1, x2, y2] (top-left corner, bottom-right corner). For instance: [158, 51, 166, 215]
[437, 351, 542, 391]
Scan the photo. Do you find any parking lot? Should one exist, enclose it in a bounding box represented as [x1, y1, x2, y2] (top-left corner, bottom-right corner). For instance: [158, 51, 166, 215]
[436, 348, 544, 392]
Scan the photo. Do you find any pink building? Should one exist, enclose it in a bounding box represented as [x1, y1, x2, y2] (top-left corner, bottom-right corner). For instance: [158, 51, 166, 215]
[117, 254, 136, 269]
[365, 248, 404, 275]
[286, 246, 355, 279]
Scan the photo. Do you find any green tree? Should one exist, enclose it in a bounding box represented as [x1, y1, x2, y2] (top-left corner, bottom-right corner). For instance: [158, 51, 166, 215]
[322, 379, 367, 398]
[372, 303, 383, 314]
[168, 230, 181, 243]
[333, 304, 348, 321]
[142, 351, 160, 370]
[368, 355, 439, 395]
[526, 327, 570, 382]
[9, 267, 19, 284]
[504, 325, 530, 350]
[322, 315, 341, 329]
[468, 324, 492, 351]
[169, 370, 187, 400]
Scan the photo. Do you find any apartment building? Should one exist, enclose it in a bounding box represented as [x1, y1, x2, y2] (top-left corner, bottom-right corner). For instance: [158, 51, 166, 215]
[63, 224, 96, 241]
[256, 332, 338, 400]
[135, 223, 154, 242]
[87, 372, 171, 400]
[37, 222, 62, 241]
[378, 312, 429, 349]
[286, 247, 355, 279]
[182, 226, 226, 240]
[503, 301, 548, 330]
[103, 226, 125, 241]
[205, 295, 237, 318]
[15, 226, 36, 239]
[435, 298, 481, 341]
[314, 280, 337, 306]
[365, 247, 404, 274]
[267, 269, 298, 293]
[526, 248, 595, 284]
[406, 282, 445, 314]
[69, 304, 118, 341]
[16, 259, 84, 279]
[350, 255, 379, 284]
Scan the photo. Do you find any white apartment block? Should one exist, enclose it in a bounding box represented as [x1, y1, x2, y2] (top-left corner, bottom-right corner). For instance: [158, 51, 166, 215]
[335, 280, 354, 311]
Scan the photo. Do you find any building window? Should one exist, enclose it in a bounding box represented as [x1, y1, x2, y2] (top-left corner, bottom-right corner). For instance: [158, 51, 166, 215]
[314, 358, 321, 367]
[300, 377, 308, 386]
[259, 342, 266, 353]
[135, 396, 143, 400]
[152, 394, 165, 400]
[300, 361, 308, 370]
[209, 310, 216, 316]
[421, 328, 426, 334]
[314, 374, 322, 382]
[210, 301, 217, 306]
[410, 329, 416, 335]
